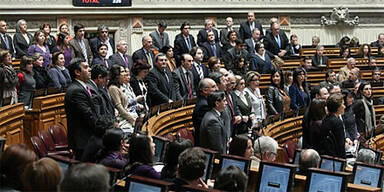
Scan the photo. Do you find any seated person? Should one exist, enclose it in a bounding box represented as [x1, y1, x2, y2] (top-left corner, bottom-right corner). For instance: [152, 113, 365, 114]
[169, 147, 208, 191]
[253, 136, 278, 169]
[22, 158, 62, 192]
[356, 148, 376, 164]
[371, 68, 383, 86]
[311, 45, 328, 67]
[161, 138, 193, 180]
[125, 132, 160, 179]
[286, 34, 301, 57]
[298, 149, 320, 175]
[60, 163, 110, 192]
[214, 165, 248, 192]
[341, 68, 361, 89]
[96, 128, 128, 169]
[319, 69, 338, 90]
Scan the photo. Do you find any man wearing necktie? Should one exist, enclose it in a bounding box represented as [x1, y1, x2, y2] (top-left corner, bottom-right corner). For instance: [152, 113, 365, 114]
[201, 31, 223, 61]
[220, 17, 238, 45]
[92, 44, 112, 69]
[264, 22, 289, 57]
[132, 35, 155, 67]
[174, 22, 196, 66]
[173, 54, 196, 99]
[239, 12, 264, 40]
[149, 21, 170, 51]
[110, 40, 134, 70]
[0, 20, 15, 58]
[145, 53, 182, 107]
[245, 28, 262, 54]
[197, 19, 219, 47]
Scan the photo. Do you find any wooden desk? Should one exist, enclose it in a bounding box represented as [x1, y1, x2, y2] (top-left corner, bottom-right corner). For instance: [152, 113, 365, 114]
[23, 93, 66, 148]
[0, 103, 25, 146]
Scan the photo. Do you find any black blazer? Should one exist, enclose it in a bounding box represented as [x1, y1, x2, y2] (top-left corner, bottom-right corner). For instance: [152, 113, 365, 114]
[191, 62, 209, 90]
[265, 86, 285, 115]
[89, 37, 115, 58]
[109, 52, 133, 69]
[132, 48, 154, 67]
[145, 66, 181, 107]
[0, 33, 15, 57]
[197, 28, 219, 47]
[201, 41, 223, 61]
[192, 96, 210, 146]
[311, 55, 329, 67]
[319, 115, 346, 158]
[173, 33, 196, 64]
[172, 67, 196, 99]
[239, 21, 263, 40]
[264, 30, 289, 55]
[13, 32, 33, 58]
[65, 80, 98, 150]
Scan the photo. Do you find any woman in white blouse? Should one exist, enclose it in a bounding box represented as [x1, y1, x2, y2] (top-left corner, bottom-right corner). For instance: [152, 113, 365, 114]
[233, 75, 256, 135]
[121, 67, 145, 121]
[244, 71, 266, 125]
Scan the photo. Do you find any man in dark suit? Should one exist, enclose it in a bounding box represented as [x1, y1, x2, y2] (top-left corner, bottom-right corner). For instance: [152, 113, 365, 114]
[174, 22, 196, 66]
[69, 24, 93, 64]
[190, 47, 209, 90]
[200, 91, 228, 154]
[173, 54, 196, 99]
[244, 28, 262, 54]
[370, 33, 384, 47]
[145, 53, 182, 107]
[88, 64, 115, 118]
[0, 20, 14, 58]
[223, 39, 250, 73]
[109, 40, 133, 70]
[239, 12, 264, 40]
[220, 17, 237, 45]
[264, 22, 289, 57]
[201, 31, 223, 61]
[311, 45, 328, 67]
[65, 58, 97, 160]
[132, 35, 155, 67]
[89, 25, 115, 59]
[149, 21, 170, 50]
[92, 44, 113, 69]
[286, 34, 301, 57]
[192, 78, 218, 146]
[197, 19, 219, 47]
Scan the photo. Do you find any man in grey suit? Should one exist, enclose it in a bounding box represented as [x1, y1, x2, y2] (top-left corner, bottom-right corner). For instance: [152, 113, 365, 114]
[149, 21, 170, 51]
[220, 17, 237, 46]
[110, 40, 133, 69]
[69, 24, 93, 64]
[173, 54, 196, 99]
[200, 91, 228, 154]
[245, 28, 262, 54]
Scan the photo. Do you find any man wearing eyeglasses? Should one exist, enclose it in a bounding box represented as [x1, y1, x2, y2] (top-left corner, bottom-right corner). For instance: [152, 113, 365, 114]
[90, 25, 115, 59]
[145, 53, 182, 107]
[174, 21, 196, 66]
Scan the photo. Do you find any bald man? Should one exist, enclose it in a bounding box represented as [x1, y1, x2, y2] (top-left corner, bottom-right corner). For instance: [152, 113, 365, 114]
[298, 149, 321, 175]
[109, 40, 133, 69]
[132, 35, 155, 66]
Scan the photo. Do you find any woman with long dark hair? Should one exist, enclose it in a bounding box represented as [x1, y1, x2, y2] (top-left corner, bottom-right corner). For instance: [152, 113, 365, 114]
[342, 89, 358, 147]
[289, 68, 310, 110]
[229, 134, 254, 159]
[160, 45, 176, 71]
[52, 32, 73, 67]
[41, 23, 56, 52]
[97, 128, 128, 169]
[125, 133, 160, 179]
[357, 43, 372, 59]
[353, 82, 376, 139]
[161, 138, 192, 180]
[265, 69, 290, 115]
[108, 65, 135, 129]
[302, 98, 327, 150]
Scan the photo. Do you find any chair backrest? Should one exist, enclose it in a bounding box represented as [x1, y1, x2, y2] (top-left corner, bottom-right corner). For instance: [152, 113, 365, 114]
[177, 128, 194, 146]
[30, 136, 48, 158]
[284, 140, 299, 160]
[49, 124, 68, 146]
[38, 130, 57, 152]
